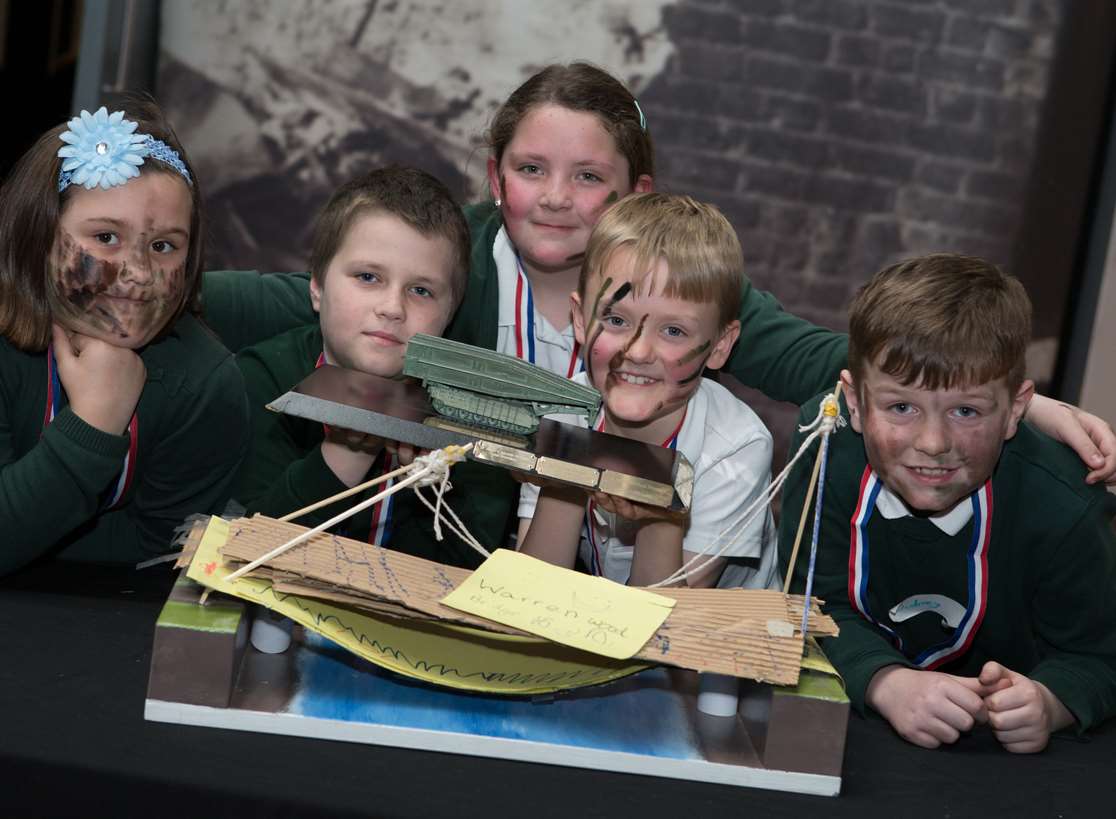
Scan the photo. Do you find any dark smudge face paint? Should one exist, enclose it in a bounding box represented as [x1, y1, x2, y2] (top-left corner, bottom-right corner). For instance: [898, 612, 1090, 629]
[608, 312, 648, 372]
[50, 230, 186, 346]
[675, 340, 711, 367]
[675, 340, 713, 385]
[584, 281, 635, 385]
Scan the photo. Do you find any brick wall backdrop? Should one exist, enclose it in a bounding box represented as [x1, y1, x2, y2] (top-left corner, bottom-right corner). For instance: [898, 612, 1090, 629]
[639, 0, 1064, 463]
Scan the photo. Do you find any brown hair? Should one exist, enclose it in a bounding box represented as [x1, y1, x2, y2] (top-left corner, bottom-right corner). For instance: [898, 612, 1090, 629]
[848, 254, 1032, 392]
[579, 192, 743, 327]
[486, 62, 654, 187]
[0, 95, 204, 352]
[308, 166, 470, 307]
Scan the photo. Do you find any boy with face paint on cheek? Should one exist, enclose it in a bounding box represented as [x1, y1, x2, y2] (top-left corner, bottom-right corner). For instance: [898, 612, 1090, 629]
[0, 102, 248, 576]
[778, 255, 1116, 754]
[518, 194, 780, 590]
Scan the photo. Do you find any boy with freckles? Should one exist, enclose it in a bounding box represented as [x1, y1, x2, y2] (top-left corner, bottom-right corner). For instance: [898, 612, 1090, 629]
[779, 255, 1116, 753]
[233, 167, 507, 565]
[519, 193, 779, 589]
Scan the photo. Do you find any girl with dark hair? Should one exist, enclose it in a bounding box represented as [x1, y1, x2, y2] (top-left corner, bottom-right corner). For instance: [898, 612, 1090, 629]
[0, 100, 248, 575]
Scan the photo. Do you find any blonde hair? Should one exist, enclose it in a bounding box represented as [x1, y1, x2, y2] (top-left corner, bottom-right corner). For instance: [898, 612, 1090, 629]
[579, 193, 742, 327]
[849, 254, 1032, 392]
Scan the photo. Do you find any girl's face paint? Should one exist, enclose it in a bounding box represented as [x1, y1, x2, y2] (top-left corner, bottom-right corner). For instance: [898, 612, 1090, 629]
[50, 173, 191, 349]
[571, 250, 740, 442]
[487, 104, 651, 281]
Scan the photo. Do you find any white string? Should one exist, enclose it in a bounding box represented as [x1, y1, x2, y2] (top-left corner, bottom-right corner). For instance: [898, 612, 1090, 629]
[412, 484, 492, 559]
[648, 391, 844, 589]
[225, 444, 473, 582]
[407, 442, 490, 559]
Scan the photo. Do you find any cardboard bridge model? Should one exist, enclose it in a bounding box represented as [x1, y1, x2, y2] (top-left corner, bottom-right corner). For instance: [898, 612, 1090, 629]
[145, 339, 851, 796]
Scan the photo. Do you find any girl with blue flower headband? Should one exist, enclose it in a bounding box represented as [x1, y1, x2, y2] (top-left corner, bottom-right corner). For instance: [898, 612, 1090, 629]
[0, 96, 248, 576]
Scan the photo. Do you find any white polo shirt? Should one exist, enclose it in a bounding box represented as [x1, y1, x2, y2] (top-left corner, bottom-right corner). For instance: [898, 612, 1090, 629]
[519, 374, 780, 590]
[492, 227, 583, 378]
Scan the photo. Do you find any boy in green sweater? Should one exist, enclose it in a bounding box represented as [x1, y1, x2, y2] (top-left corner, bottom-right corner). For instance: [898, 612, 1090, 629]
[233, 167, 500, 564]
[780, 254, 1116, 754]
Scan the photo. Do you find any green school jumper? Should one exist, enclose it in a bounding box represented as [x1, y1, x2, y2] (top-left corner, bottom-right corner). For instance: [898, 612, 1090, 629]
[780, 393, 1116, 732]
[0, 313, 249, 575]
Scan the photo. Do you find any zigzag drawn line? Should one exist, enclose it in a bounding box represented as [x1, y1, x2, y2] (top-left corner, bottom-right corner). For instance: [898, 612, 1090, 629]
[243, 583, 637, 688]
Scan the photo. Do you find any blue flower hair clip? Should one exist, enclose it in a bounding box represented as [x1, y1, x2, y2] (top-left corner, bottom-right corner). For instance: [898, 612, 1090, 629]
[57, 106, 192, 193]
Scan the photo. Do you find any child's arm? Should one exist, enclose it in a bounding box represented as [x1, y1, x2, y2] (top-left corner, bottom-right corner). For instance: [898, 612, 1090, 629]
[201, 270, 315, 353]
[1014, 492, 1116, 739]
[978, 662, 1075, 753]
[1025, 395, 1116, 485]
[518, 483, 585, 569]
[4, 335, 250, 571]
[233, 348, 374, 525]
[0, 333, 148, 574]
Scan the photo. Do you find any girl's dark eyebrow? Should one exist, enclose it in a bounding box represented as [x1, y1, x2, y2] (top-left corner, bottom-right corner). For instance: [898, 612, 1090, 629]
[80, 217, 189, 238]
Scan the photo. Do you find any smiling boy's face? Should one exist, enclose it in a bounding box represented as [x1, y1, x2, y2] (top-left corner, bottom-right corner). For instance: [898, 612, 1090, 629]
[311, 210, 458, 378]
[572, 249, 739, 442]
[50, 172, 191, 348]
[844, 360, 1034, 513]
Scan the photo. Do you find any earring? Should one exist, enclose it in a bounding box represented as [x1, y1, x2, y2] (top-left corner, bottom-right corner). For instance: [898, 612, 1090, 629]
[494, 198, 502, 207]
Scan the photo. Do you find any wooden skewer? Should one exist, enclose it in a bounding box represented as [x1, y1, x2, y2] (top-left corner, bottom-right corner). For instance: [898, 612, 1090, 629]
[783, 448, 824, 595]
[279, 462, 414, 522]
[225, 464, 434, 582]
[782, 380, 844, 595]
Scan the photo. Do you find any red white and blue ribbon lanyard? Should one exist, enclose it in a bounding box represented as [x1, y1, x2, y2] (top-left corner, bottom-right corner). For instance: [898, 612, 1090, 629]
[43, 345, 137, 510]
[316, 352, 396, 546]
[514, 257, 582, 378]
[584, 409, 686, 576]
[848, 467, 992, 669]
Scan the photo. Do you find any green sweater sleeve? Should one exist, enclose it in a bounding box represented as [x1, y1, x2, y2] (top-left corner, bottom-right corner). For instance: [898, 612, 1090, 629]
[55, 353, 250, 566]
[201, 270, 315, 353]
[0, 335, 248, 573]
[232, 337, 357, 525]
[778, 396, 912, 713]
[0, 407, 132, 575]
[726, 285, 849, 405]
[1027, 493, 1116, 732]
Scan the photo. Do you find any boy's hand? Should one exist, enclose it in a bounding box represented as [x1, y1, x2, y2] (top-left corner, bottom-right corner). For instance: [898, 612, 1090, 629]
[866, 665, 992, 749]
[321, 427, 383, 487]
[1026, 395, 1116, 485]
[980, 661, 1075, 753]
[51, 324, 145, 435]
[590, 491, 687, 525]
[384, 440, 419, 466]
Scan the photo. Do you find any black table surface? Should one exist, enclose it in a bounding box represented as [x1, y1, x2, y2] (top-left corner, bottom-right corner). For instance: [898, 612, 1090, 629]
[2, 562, 1114, 819]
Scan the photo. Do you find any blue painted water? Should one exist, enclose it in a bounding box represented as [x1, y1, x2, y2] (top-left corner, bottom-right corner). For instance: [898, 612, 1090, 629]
[290, 632, 699, 758]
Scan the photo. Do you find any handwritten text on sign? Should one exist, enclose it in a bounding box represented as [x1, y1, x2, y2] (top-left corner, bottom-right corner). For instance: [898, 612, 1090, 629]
[440, 550, 675, 659]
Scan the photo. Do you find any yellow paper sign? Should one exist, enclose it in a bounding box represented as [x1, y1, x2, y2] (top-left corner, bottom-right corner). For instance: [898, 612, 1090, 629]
[440, 550, 676, 659]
